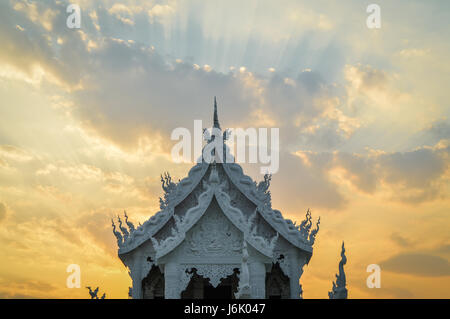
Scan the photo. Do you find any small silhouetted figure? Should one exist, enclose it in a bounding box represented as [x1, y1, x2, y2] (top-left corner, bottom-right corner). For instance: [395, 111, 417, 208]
[86, 286, 99, 299]
[86, 286, 106, 299]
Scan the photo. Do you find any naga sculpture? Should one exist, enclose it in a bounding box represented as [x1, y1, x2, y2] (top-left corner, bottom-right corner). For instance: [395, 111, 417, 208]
[111, 218, 123, 245]
[328, 241, 348, 299]
[124, 210, 135, 232]
[118, 215, 129, 241]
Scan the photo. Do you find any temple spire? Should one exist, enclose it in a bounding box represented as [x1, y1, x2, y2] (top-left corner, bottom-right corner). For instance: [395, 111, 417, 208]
[328, 241, 348, 299]
[213, 96, 221, 129]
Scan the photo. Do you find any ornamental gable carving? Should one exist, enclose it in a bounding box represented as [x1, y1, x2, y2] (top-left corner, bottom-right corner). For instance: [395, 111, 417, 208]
[180, 199, 243, 259]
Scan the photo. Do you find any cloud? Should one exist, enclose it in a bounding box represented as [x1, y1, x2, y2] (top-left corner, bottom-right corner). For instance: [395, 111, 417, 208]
[0, 292, 39, 299]
[390, 233, 415, 248]
[333, 152, 378, 193]
[147, 3, 175, 22]
[345, 64, 387, 94]
[0, 0, 355, 212]
[0, 276, 58, 299]
[274, 152, 347, 210]
[108, 3, 136, 26]
[435, 244, 450, 258]
[72, 42, 256, 148]
[0, 1, 353, 154]
[66, 37, 346, 155]
[0, 202, 6, 222]
[0, 2, 73, 87]
[384, 287, 415, 298]
[0, 1, 447, 213]
[380, 148, 447, 188]
[366, 285, 415, 299]
[296, 142, 450, 204]
[423, 119, 450, 142]
[13, 1, 58, 32]
[0, 145, 33, 162]
[76, 210, 118, 257]
[398, 48, 431, 58]
[380, 253, 450, 277]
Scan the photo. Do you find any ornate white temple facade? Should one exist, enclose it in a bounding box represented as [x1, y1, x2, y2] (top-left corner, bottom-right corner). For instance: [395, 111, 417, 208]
[112, 99, 321, 299]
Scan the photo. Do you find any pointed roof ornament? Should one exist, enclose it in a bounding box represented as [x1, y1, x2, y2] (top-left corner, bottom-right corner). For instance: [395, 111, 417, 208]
[328, 241, 348, 299]
[209, 162, 220, 184]
[213, 96, 221, 129]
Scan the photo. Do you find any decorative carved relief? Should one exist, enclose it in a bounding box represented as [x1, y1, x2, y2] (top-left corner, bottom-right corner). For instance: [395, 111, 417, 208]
[193, 264, 239, 288]
[222, 163, 319, 252]
[184, 207, 242, 257]
[266, 263, 290, 299]
[142, 266, 165, 299]
[118, 161, 319, 258]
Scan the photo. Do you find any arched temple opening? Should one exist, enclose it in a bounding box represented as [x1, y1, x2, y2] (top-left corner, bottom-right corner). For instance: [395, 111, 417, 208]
[181, 269, 240, 299]
[142, 265, 165, 299]
[265, 263, 290, 299]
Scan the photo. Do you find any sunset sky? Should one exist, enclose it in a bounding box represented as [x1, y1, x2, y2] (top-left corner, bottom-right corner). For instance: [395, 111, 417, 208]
[0, 0, 449, 298]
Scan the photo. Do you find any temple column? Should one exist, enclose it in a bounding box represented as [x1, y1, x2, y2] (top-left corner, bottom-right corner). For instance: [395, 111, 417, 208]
[289, 252, 306, 299]
[289, 273, 301, 299]
[164, 262, 180, 299]
[249, 261, 266, 299]
[289, 251, 302, 299]
[129, 255, 143, 299]
[131, 275, 143, 299]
